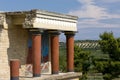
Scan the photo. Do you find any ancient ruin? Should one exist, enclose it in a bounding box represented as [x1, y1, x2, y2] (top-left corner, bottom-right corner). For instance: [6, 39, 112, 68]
[0, 9, 81, 80]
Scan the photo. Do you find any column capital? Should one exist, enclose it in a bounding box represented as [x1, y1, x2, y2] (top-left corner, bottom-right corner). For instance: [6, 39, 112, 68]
[48, 30, 61, 36]
[65, 31, 76, 37]
[29, 28, 44, 35]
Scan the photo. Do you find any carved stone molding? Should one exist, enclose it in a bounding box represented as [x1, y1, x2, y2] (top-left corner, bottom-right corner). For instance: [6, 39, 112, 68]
[23, 12, 36, 28]
[35, 18, 76, 27]
[0, 15, 4, 25]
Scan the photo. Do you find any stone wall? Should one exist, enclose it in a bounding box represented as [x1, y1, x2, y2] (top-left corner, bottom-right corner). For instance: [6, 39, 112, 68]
[0, 26, 10, 80]
[0, 25, 28, 80]
[7, 26, 28, 65]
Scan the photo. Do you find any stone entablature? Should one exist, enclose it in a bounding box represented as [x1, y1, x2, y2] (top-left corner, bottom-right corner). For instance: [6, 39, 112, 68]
[33, 10, 78, 31]
[4, 9, 78, 31]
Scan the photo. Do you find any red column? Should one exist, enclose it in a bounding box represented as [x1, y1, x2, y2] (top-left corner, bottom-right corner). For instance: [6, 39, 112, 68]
[10, 59, 20, 80]
[66, 32, 75, 72]
[32, 33, 41, 77]
[51, 32, 59, 74]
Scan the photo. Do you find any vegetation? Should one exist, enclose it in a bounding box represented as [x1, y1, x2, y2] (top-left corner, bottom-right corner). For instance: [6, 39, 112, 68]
[97, 32, 120, 79]
[99, 32, 120, 61]
[59, 42, 66, 72]
[74, 45, 91, 79]
[59, 32, 120, 80]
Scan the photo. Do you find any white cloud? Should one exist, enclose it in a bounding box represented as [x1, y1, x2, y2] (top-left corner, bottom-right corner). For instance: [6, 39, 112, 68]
[77, 0, 94, 5]
[77, 21, 120, 29]
[70, 0, 120, 19]
[107, 14, 120, 19]
[101, 0, 120, 3]
[69, 0, 120, 28]
[69, 5, 107, 20]
[69, 0, 108, 19]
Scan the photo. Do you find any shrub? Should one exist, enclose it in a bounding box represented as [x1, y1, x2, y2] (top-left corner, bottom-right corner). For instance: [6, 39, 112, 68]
[103, 73, 112, 80]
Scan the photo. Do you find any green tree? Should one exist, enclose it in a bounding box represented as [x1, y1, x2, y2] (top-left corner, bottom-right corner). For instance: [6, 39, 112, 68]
[99, 32, 120, 61]
[74, 45, 91, 79]
[97, 32, 120, 79]
[59, 43, 66, 72]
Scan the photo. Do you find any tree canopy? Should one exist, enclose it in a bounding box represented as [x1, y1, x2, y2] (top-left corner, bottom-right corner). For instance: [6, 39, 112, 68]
[99, 32, 120, 61]
[97, 32, 120, 79]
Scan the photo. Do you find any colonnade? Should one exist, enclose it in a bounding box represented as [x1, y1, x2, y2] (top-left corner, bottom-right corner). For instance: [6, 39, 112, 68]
[31, 30, 75, 77]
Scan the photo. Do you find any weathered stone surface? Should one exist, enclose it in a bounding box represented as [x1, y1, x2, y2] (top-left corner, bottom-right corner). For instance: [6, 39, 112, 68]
[0, 14, 4, 25]
[0, 26, 28, 80]
[20, 72, 82, 80]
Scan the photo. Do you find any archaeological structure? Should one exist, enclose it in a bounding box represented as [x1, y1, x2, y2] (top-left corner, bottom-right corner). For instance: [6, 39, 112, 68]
[0, 9, 81, 80]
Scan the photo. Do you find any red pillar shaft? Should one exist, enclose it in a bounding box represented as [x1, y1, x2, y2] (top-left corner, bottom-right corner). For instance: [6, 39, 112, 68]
[51, 34, 59, 74]
[66, 34, 74, 72]
[32, 34, 41, 77]
[10, 59, 20, 80]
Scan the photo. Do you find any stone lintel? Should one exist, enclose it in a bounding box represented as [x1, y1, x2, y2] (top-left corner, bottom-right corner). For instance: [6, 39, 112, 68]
[5, 9, 78, 21]
[1, 9, 78, 31]
[32, 9, 78, 21]
[23, 9, 78, 31]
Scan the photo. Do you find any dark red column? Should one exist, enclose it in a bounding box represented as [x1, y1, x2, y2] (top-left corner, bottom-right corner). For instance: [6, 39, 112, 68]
[65, 32, 75, 72]
[10, 59, 20, 80]
[50, 32, 59, 74]
[32, 33, 41, 77]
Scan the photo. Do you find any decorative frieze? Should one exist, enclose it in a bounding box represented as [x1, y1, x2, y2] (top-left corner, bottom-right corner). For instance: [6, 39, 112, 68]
[34, 18, 76, 27]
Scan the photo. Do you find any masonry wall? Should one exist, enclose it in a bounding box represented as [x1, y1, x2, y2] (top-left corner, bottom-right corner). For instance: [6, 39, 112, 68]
[0, 25, 28, 80]
[0, 26, 10, 80]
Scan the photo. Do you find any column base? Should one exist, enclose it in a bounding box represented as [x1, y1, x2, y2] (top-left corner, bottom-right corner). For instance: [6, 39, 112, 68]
[11, 77, 19, 80]
[67, 69, 74, 72]
[52, 71, 59, 74]
[33, 74, 40, 77]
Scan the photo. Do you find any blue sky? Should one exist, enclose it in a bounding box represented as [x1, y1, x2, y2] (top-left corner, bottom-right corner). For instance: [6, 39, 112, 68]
[0, 0, 120, 40]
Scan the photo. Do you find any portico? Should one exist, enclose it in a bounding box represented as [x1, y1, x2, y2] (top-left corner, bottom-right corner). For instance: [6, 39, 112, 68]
[0, 9, 81, 80]
[23, 9, 78, 76]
